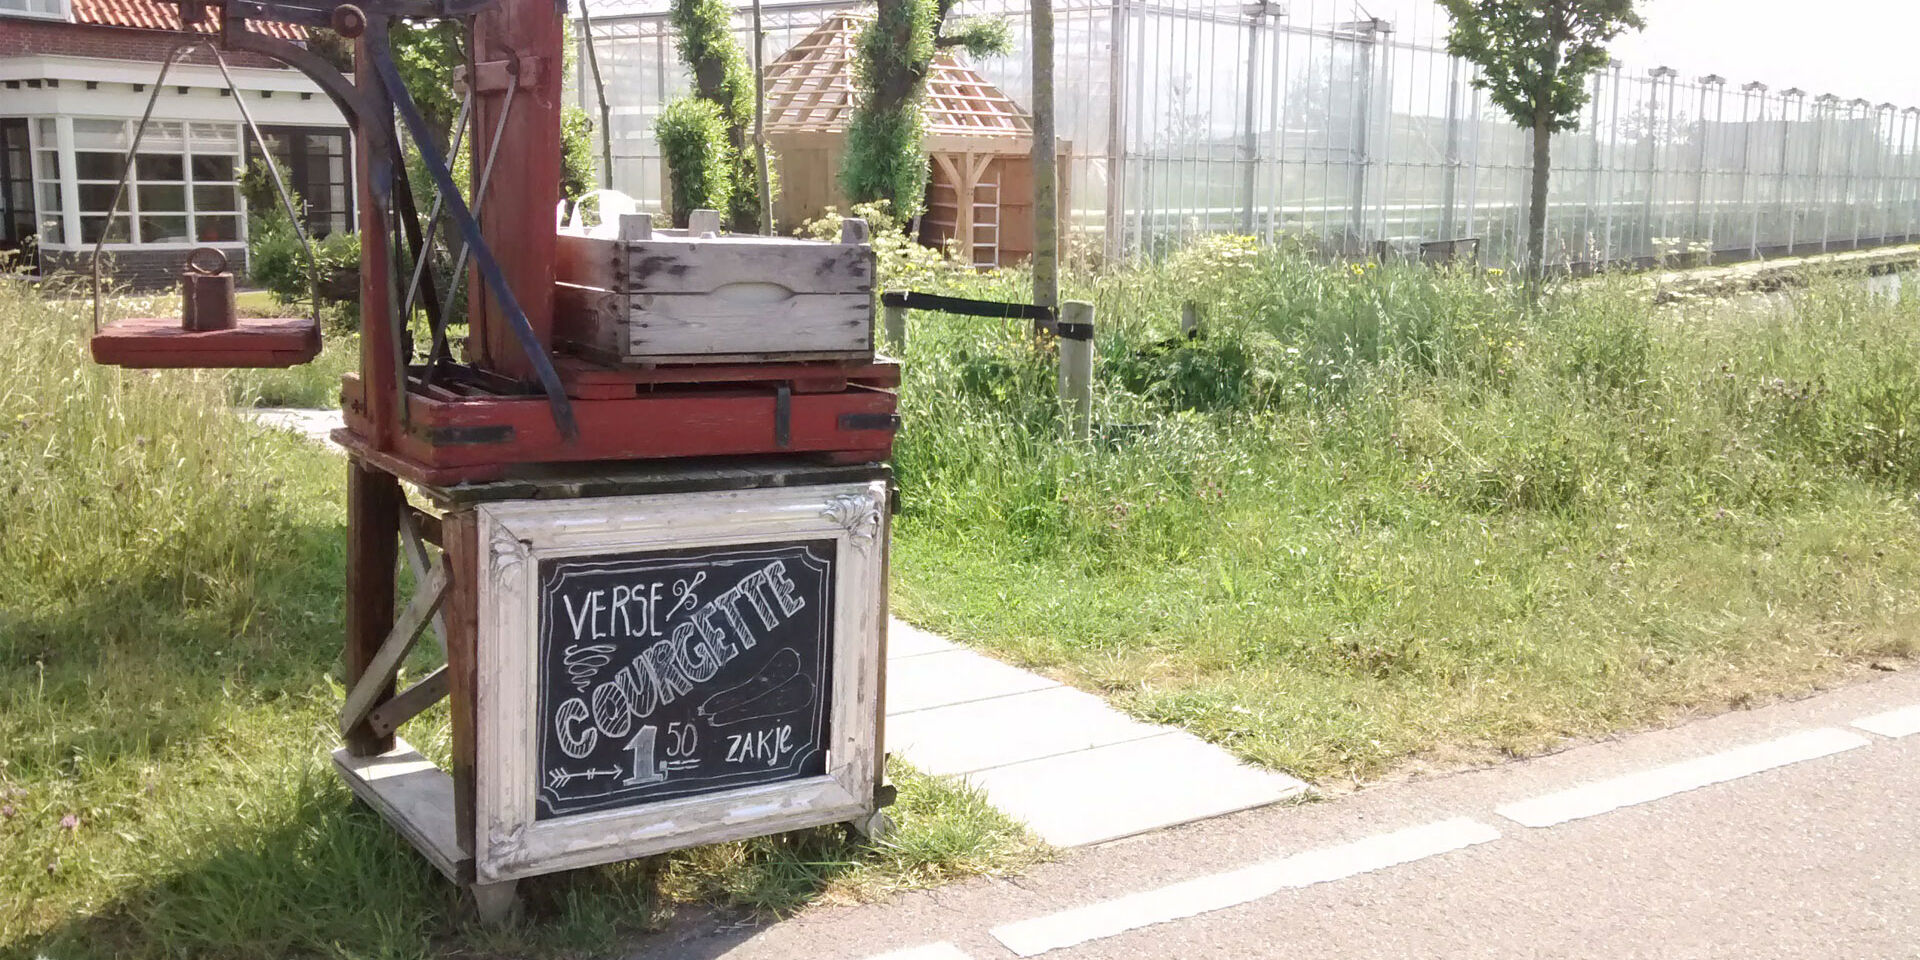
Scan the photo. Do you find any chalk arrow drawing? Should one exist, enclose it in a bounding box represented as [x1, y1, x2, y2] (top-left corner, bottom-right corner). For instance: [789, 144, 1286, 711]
[547, 767, 622, 789]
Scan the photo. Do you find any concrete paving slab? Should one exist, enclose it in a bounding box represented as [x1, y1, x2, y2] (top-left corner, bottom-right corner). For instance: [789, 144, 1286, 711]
[885, 686, 1168, 777]
[888, 618, 958, 659]
[244, 407, 344, 445]
[961, 731, 1308, 848]
[886, 648, 1061, 715]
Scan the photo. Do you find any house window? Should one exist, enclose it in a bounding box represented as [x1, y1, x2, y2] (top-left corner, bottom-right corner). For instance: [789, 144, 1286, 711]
[39, 118, 244, 248]
[256, 126, 354, 237]
[0, 0, 69, 19]
[30, 118, 62, 245]
[1, 119, 31, 251]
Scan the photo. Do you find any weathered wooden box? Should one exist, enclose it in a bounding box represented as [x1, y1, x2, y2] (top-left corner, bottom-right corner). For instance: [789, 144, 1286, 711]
[554, 213, 876, 366]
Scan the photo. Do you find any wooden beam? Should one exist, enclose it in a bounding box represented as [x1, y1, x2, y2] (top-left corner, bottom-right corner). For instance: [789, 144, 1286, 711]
[340, 562, 450, 738]
[344, 462, 403, 755]
[367, 665, 451, 737]
[441, 509, 482, 855]
[332, 738, 473, 883]
[399, 507, 448, 655]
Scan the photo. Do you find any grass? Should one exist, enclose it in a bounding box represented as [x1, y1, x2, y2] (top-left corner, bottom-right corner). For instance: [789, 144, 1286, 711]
[9, 238, 1920, 955]
[885, 238, 1920, 782]
[0, 278, 1041, 960]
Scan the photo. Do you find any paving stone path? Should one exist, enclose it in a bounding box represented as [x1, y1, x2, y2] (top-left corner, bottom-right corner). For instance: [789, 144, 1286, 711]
[884, 620, 1305, 847]
[241, 406, 1307, 845]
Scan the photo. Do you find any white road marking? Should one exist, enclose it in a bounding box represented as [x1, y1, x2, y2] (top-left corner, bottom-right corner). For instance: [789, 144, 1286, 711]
[989, 817, 1501, 958]
[1854, 704, 1920, 739]
[1496, 727, 1871, 829]
[858, 944, 973, 960]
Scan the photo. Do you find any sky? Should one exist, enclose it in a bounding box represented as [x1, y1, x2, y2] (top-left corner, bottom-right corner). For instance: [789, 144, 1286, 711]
[1346, 0, 1920, 106]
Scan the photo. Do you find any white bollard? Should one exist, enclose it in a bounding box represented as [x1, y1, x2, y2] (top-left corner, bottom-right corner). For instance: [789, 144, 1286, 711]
[1056, 300, 1095, 441]
[882, 289, 907, 354]
[688, 208, 722, 237]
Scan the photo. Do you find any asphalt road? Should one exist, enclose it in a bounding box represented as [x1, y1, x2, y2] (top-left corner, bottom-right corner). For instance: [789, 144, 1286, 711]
[640, 666, 1920, 960]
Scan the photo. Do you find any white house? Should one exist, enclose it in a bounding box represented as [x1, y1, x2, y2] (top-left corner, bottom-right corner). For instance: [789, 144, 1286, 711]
[1, 0, 353, 284]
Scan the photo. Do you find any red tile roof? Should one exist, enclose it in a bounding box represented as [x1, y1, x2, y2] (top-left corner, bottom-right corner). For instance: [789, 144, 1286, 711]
[70, 0, 306, 42]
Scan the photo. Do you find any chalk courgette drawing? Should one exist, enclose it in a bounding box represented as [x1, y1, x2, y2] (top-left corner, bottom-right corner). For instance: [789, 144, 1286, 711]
[697, 647, 815, 727]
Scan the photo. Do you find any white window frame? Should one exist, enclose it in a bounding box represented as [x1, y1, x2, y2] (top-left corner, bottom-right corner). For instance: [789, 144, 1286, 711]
[473, 483, 886, 884]
[34, 116, 248, 251]
[0, 0, 72, 22]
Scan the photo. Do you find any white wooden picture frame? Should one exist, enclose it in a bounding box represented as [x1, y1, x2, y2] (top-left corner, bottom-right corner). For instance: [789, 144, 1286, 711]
[473, 481, 887, 882]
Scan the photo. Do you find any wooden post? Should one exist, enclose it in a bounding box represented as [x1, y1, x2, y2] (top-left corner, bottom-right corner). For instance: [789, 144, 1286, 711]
[956, 153, 977, 266]
[440, 509, 481, 855]
[1057, 299, 1093, 441]
[467, 0, 562, 382]
[882, 289, 906, 352]
[1180, 300, 1200, 338]
[344, 460, 403, 756]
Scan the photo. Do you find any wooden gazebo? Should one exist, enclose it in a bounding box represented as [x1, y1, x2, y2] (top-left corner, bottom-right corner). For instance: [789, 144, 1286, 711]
[761, 12, 1069, 268]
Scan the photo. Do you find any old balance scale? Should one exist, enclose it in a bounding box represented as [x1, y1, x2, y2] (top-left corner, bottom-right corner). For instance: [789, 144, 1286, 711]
[85, 0, 900, 920]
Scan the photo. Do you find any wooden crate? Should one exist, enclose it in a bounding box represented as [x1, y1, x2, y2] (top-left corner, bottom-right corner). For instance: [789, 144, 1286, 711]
[554, 214, 876, 366]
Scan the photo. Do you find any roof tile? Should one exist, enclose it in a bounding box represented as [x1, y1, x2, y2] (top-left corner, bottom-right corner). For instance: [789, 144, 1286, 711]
[70, 0, 306, 42]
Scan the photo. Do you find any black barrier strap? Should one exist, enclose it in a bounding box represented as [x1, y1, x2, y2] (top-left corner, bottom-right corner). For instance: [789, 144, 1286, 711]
[880, 290, 1058, 323]
[1055, 321, 1094, 341]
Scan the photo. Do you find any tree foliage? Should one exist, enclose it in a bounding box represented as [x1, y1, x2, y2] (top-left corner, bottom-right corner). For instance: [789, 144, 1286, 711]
[1438, 0, 1640, 133]
[842, 0, 1010, 218]
[665, 0, 764, 230]
[656, 97, 737, 223]
[1438, 0, 1642, 281]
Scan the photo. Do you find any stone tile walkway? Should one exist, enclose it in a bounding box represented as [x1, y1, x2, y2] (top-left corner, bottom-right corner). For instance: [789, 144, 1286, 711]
[245, 407, 344, 445]
[885, 619, 1307, 848]
[239, 407, 1308, 846]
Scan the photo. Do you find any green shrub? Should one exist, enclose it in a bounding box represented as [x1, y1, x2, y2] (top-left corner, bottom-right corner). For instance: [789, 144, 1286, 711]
[247, 213, 360, 331]
[561, 105, 598, 201]
[666, 0, 762, 230]
[655, 98, 735, 227]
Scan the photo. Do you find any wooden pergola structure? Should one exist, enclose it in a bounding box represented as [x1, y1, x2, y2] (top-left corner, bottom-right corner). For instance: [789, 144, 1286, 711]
[761, 12, 1068, 268]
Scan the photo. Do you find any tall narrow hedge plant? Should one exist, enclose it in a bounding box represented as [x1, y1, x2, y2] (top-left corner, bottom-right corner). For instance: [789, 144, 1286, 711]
[656, 98, 736, 223]
[842, 0, 1008, 218]
[665, 0, 765, 231]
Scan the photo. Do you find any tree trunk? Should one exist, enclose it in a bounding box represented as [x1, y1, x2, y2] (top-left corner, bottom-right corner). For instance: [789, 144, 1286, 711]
[752, 0, 772, 234]
[1031, 0, 1057, 329]
[577, 0, 615, 188]
[1528, 111, 1552, 293]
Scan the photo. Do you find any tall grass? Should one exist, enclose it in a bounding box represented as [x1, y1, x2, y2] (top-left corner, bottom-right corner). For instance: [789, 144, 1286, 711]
[888, 240, 1920, 779]
[0, 277, 1039, 959]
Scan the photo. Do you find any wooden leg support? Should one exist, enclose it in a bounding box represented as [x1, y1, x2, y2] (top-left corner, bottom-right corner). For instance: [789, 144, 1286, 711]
[470, 880, 519, 925]
[345, 459, 404, 756]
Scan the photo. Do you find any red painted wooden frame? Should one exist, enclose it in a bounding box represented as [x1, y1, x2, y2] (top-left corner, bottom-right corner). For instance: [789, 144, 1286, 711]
[90, 316, 322, 369]
[338, 375, 898, 486]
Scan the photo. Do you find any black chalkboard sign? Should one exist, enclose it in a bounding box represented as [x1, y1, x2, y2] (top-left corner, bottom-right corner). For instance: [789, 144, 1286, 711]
[534, 540, 836, 820]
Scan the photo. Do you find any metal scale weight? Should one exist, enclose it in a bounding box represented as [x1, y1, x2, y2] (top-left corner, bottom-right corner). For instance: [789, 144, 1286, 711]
[88, 0, 900, 920]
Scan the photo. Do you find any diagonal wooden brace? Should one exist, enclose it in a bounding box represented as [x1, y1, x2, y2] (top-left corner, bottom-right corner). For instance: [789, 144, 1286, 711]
[340, 562, 450, 738]
[399, 507, 448, 656]
[367, 664, 451, 737]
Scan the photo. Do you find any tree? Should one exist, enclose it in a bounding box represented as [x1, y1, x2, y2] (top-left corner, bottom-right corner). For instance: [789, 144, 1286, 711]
[1437, 0, 1643, 286]
[842, 0, 1008, 217]
[655, 98, 736, 223]
[666, 0, 765, 231]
